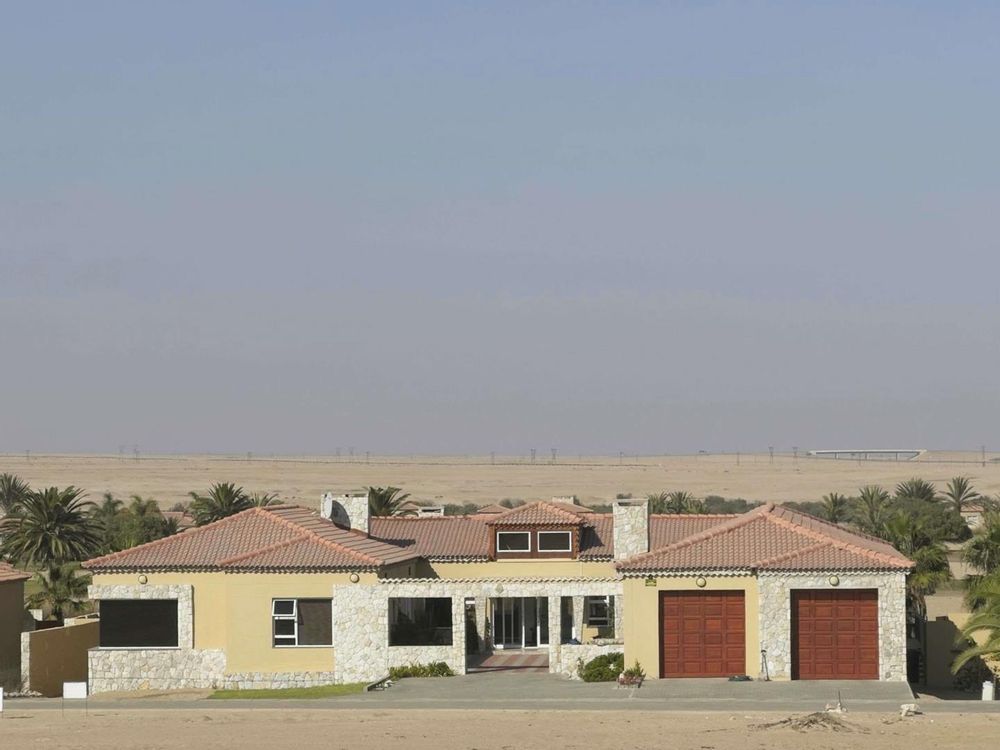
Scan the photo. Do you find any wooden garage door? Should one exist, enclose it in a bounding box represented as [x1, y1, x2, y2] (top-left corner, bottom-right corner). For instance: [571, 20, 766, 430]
[660, 591, 745, 678]
[792, 589, 878, 680]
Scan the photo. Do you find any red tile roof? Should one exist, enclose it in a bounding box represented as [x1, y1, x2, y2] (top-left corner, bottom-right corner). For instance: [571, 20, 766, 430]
[617, 503, 913, 573]
[0, 562, 31, 584]
[370, 516, 491, 559]
[83, 505, 419, 572]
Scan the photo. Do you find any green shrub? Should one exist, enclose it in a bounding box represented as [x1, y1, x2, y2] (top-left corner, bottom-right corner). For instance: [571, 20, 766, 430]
[388, 661, 455, 679]
[577, 652, 624, 682]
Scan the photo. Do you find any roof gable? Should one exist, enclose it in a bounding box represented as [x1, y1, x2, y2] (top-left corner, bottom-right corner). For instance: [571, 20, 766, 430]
[488, 500, 592, 527]
[617, 503, 913, 573]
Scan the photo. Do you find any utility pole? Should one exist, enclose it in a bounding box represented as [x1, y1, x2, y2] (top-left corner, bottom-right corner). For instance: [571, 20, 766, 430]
[769, 446, 774, 464]
[792, 446, 799, 464]
[491, 451, 495, 465]
[983, 445, 987, 468]
[530, 448, 536, 464]
[551, 448, 557, 464]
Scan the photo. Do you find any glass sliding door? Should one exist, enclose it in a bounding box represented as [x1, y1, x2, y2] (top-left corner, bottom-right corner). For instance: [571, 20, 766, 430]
[491, 597, 549, 649]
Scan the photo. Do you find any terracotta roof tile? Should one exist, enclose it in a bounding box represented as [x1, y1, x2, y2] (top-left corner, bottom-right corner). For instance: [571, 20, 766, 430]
[617, 504, 913, 573]
[369, 516, 491, 560]
[83, 505, 418, 571]
[0, 562, 31, 583]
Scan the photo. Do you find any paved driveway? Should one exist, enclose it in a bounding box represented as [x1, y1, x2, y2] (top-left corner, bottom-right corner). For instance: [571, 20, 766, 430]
[15, 672, 998, 713]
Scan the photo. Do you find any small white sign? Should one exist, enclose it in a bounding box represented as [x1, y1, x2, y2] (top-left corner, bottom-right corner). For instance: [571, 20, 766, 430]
[0, 686, 4, 713]
[63, 682, 88, 700]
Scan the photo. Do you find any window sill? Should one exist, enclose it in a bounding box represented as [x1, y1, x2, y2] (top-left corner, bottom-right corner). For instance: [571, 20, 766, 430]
[96, 646, 181, 651]
[272, 645, 334, 649]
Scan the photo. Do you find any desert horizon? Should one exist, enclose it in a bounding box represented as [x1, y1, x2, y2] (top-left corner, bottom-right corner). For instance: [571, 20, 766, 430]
[3, 449, 999, 511]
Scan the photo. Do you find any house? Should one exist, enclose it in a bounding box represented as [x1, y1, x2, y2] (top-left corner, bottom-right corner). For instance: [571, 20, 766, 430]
[82, 497, 912, 693]
[0, 562, 31, 690]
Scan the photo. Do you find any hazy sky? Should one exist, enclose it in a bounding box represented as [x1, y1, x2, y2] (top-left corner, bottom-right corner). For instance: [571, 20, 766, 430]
[3, 2, 999, 456]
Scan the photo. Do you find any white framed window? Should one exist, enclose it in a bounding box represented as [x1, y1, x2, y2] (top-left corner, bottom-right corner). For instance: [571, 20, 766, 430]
[272, 598, 333, 647]
[585, 596, 610, 625]
[537, 531, 572, 552]
[496, 531, 531, 552]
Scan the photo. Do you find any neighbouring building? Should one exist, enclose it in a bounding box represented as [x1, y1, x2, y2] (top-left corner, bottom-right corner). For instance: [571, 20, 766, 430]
[0, 562, 31, 690]
[82, 497, 912, 692]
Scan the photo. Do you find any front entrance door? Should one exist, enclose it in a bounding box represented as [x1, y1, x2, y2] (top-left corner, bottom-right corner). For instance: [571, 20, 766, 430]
[492, 597, 549, 649]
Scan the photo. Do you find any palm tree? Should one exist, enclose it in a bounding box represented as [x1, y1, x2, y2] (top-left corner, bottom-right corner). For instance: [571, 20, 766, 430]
[895, 478, 937, 503]
[189, 482, 252, 526]
[820, 492, 849, 523]
[367, 486, 413, 517]
[943, 476, 981, 515]
[646, 492, 670, 514]
[250, 492, 281, 507]
[881, 511, 952, 618]
[26, 563, 92, 623]
[668, 491, 703, 514]
[854, 485, 891, 536]
[952, 576, 1000, 675]
[965, 511, 1000, 577]
[0, 473, 30, 516]
[0, 486, 99, 571]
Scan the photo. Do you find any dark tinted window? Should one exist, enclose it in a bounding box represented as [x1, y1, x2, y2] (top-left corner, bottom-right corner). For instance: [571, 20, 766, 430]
[100, 600, 178, 648]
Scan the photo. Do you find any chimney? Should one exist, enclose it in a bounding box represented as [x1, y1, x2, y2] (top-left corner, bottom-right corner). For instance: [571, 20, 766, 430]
[613, 500, 649, 560]
[321, 491, 370, 534]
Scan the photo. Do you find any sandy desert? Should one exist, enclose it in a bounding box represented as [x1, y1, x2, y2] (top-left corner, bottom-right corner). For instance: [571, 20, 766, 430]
[2, 450, 999, 510]
[0, 708, 996, 750]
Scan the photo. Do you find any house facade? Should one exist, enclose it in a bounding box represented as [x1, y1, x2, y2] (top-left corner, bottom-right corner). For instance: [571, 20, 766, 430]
[83, 496, 912, 692]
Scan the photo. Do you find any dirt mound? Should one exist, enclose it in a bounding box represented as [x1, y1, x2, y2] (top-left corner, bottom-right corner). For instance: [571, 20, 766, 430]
[754, 712, 868, 733]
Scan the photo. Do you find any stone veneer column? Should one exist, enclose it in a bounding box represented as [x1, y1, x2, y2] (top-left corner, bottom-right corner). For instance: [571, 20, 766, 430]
[757, 572, 908, 681]
[612, 501, 649, 560]
[547, 595, 562, 673]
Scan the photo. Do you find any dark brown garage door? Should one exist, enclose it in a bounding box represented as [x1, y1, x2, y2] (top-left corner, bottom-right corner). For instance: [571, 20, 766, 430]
[792, 589, 878, 680]
[660, 591, 745, 678]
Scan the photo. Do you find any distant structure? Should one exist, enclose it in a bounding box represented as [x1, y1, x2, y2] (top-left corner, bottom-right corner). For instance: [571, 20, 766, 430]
[807, 449, 924, 462]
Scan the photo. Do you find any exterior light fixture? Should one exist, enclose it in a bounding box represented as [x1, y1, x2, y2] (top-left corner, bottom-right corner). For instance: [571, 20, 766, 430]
[349, 573, 360, 584]
[828, 575, 840, 587]
[138, 574, 148, 585]
[696, 576, 707, 588]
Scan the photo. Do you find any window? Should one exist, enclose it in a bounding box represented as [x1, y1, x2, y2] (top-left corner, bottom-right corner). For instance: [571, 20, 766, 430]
[585, 596, 610, 626]
[537, 531, 572, 552]
[389, 597, 453, 646]
[496, 531, 531, 552]
[100, 600, 178, 648]
[272, 599, 333, 647]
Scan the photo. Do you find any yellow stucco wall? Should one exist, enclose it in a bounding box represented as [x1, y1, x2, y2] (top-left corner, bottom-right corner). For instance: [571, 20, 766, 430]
[622, 575, 760, 679]
[426, 560, 617, 579]
[91, 571, 376, 674]
[0, 580, 24, 682]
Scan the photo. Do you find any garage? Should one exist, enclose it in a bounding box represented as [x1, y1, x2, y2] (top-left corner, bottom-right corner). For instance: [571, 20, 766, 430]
[659, 591, 745, 678]
[792, 589, 878, 680]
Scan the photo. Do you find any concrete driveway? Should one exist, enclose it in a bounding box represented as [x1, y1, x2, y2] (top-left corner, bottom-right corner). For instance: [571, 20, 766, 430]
[14, 672, 996, 713]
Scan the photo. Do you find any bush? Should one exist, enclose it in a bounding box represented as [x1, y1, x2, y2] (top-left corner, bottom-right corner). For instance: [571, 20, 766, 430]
[577, 652, 624, 682]
[388, 662, 455, 679]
